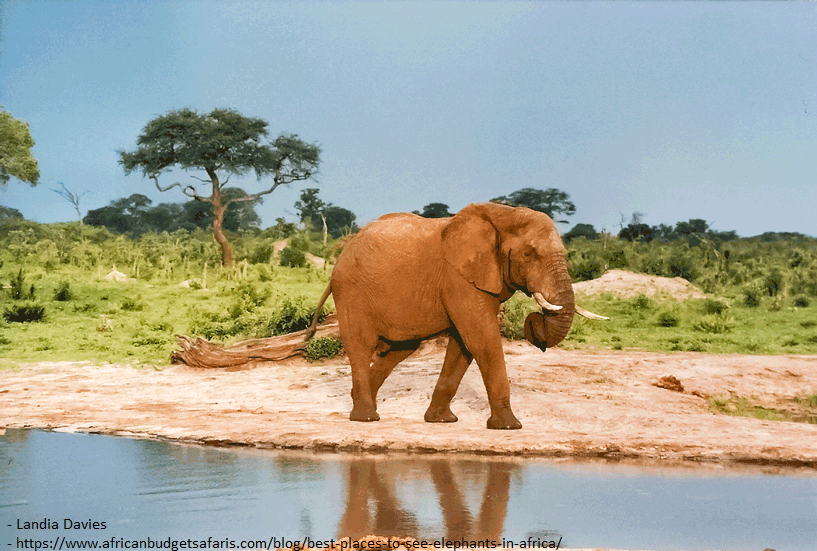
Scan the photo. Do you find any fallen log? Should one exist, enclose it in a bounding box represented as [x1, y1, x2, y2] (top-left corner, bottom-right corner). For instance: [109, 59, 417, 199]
[170, 314, 339, 368]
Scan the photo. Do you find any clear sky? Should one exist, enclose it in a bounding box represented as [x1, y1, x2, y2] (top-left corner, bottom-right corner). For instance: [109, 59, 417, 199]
[1, 1, 815, 237]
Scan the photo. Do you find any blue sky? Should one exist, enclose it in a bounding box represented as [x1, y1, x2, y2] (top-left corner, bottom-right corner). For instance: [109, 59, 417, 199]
[1, 1, 815, 236]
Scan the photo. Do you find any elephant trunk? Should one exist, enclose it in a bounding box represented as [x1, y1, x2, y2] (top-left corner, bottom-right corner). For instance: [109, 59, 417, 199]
[525, 257, 575, 351]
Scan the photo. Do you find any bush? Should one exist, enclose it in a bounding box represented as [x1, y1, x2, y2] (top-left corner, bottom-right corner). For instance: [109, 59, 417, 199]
[702, 297, 730, 315]
[693, 314, 735, 334]
[742, 285, 763, 307]
[630, 294, 654, 311]
[248, 243, 274, 264]
[667, 251, 697, 281]
[793, 296, 810, 308]
[120, 297, 145, 311]
[764, 269, 784, 296]
[8, 268, 34, 300]
[656, 307, 680, 327]
[269, 297, 324, 335]
[569, 257, 603, 282]
[54, 281, 72, 301]
[3, 302, 46, 323]
[498, 298, 533, 340]
[304, 336, 343, 361]
[279, 246, 306, 268]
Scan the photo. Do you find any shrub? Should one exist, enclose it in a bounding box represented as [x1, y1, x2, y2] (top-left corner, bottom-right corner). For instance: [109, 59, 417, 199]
[498, 298, 532, 340]
[793, 295, 810, 308]
[269, 297, 324, 335]
[8, 268, 34, 300]
[764, 269, 784, 296]
[54, 281, 72, 301]
[304, 336, 343, 361]
[279, 246, 306, 268]
[693, 314, 735, 334]
[120, 297, 145, 311]
[656, 307, 680, 327]
[667, 251, 697, 281]
[742, 285, 762, 307]
[630, 294, 654, 311]
[702, 297, 730, 315]
[3, 302, 46, 323]
[569, 257, 603, 282]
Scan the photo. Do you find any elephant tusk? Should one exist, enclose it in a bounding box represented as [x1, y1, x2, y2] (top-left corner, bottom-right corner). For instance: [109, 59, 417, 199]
[533, 292, 562, 312]
[576, 305, 609, 320]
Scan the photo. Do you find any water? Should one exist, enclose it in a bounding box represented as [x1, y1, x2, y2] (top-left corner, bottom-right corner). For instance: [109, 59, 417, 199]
[1, 429, 816, 550]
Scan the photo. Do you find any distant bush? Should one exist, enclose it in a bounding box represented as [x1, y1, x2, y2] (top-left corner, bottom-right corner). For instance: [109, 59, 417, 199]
[693, 314, 735, 334]
[8, 268, 35, 300]
[667, 251, 697, 281]
[569, 257, 603, 282]
[120, 297, 145, 311]
[248, 243, 274, 264]
[279, 246, 306, 268]
[3, 303, 46, 323]
[702, 297, 730, 315]
[793, 296, 811, 308]
[764, 269, 784, 296]
[742, 285, 763, 307]
[304, 336, 343, 361]
[657, 307, 680, 327]
[630, 294, 654, 311]
[54, 281, 72, 301]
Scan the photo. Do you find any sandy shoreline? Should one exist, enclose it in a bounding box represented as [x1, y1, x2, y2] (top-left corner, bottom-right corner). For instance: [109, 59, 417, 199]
[2, 342, 816, 470]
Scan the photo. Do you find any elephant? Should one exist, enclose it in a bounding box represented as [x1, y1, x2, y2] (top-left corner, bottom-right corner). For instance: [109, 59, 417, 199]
[306, 202, 606, 429]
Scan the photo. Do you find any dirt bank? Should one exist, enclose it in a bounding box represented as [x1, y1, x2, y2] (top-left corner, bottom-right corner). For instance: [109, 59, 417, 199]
[2, 342, 816, 468]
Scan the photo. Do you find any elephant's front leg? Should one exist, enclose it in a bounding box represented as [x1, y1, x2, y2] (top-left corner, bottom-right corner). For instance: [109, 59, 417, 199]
[446, 294, 522, 430]
[425, 333, 472, 423]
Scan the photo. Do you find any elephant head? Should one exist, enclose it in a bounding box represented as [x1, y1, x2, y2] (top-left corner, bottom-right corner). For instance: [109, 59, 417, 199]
[442, 202, 604, 351]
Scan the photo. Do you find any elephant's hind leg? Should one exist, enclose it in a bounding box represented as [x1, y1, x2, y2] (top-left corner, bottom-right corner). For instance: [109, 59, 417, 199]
[425, 334, 473, 423]
[369, 340, 421, 402]
[345, 330, 381, 422]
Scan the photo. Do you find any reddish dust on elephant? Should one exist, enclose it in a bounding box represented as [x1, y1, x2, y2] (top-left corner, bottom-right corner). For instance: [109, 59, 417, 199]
[305, 203, 605, 429]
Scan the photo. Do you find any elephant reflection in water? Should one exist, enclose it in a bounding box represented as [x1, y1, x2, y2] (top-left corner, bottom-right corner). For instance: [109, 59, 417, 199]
[337, 459, 517, 541]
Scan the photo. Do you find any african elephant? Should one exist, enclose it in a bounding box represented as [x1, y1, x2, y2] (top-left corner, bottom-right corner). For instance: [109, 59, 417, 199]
[306, 202, 606, 429]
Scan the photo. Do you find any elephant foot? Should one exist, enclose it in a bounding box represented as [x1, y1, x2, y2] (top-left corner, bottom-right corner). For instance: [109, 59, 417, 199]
[424, 404, 458, 423]
[486, 410, 522, 430]
[349, 406, 380, 422]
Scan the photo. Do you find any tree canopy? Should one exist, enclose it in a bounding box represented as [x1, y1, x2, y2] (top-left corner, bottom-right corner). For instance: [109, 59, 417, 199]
[415, 202, 452, 218]
[83, 190, 261, 237]
[294, 188, 357, 239]
[490, 187, 576, 224]
[0, 108, 39, 186]
[119, 108, 320, 266]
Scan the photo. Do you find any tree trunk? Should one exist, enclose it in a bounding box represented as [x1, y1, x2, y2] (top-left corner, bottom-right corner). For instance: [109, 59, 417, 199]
[210, 175, 234, 267]
[171, 315, 339, 368]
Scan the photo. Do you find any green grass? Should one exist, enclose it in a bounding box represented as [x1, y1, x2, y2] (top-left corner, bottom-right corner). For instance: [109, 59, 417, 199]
[0, 264, 331, 366]
[557, 292, 817, 354]
[708, 395, 817, 424]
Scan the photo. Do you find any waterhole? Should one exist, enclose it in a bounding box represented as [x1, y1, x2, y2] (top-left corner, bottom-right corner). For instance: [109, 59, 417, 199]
[1, 429, 815, 550]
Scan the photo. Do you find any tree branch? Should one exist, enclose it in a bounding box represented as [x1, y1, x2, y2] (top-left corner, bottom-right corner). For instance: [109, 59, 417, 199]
[151, 175, 213, 203]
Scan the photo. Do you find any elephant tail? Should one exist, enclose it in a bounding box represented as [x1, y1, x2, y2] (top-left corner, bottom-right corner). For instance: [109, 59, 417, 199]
[304, 282, 333, 342]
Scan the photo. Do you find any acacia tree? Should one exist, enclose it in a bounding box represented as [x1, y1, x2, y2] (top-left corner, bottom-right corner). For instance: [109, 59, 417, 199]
[490, 187, 576, 224]
[0, 108, 39, 186]
[119, 108, 320, 266]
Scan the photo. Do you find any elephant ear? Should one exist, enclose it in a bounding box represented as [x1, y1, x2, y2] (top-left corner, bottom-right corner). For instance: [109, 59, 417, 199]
[441, 205, 503, 295]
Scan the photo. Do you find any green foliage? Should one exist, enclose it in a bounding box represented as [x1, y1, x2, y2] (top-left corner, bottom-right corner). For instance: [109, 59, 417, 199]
[630, 294, 654, 311]
[498, 295, 538, 340]
[793, 296, 810, 308]
[742, 285, 763, 307]
[304, 336, 343, 362]
[120, 297, 145, 311]
[8, 268, 34, 300]
[417, 202, 452, 218]
[268, 296, 325, 336]
[491, 187, 576, 224]
[3, 302, 45, 323]
[763, 269, 784, 296]
[656, 306, 681, 327]
[0, 108, 40, 186]
[54, 281, 72, 302]
[702, 297, 730, 315]
[693, 314, 735, 334]
[279, 246, 306, 268]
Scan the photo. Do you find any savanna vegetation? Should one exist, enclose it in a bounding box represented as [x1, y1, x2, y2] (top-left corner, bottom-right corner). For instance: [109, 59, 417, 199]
[2, 195, 816, 368]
